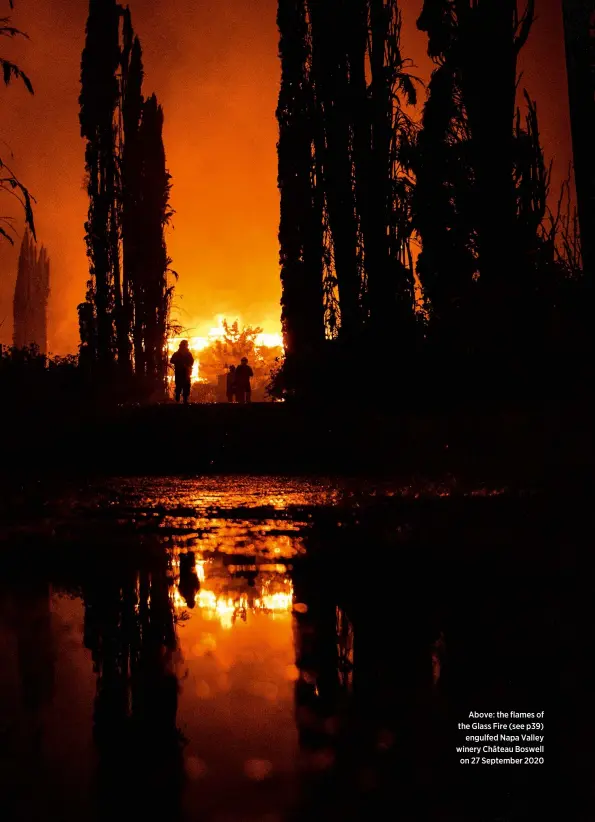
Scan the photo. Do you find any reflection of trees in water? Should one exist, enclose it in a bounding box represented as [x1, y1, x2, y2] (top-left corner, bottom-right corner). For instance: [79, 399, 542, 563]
[293, 590, 344, 751]
[78, 527, 448, 818]
[82, 547, 183, 817]
[291, 548, 444, 819]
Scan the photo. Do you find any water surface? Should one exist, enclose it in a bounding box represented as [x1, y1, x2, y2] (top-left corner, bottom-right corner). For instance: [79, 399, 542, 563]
[0, 476, 588, 821]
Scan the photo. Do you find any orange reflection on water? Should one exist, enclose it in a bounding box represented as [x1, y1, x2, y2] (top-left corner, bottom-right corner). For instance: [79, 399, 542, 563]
[161, 518, 307, 560]
[167, 543, 299, 803]
[170, 550, 294, 630]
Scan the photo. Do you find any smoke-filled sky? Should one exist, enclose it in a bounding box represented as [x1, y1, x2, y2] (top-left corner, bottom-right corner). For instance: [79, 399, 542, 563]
[0, 0, 572, 354]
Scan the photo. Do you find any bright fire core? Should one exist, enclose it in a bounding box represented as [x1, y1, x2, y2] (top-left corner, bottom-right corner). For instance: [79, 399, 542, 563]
[168, 317, 283, 383]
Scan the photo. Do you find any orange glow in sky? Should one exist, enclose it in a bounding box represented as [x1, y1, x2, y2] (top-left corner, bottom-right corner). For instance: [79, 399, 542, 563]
[0, 0, 572, 354]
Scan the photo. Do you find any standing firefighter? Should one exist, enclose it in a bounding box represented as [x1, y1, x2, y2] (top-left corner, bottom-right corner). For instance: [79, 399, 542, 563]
[170, 340, 194, 404]
[235, 357, 254, 404]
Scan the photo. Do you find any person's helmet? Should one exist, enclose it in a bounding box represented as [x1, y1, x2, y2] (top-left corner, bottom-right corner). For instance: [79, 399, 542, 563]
[241, 357, 248, 363]
[180, 339, 189, 348]
[229, 364, 236, 370]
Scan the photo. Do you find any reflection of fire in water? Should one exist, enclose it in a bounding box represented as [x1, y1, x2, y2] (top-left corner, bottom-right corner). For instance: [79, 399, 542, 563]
[167, 317, 283, 384]
[170, 553, 293, 630]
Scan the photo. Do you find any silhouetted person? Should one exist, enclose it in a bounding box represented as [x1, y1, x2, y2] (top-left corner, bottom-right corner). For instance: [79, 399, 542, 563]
[178, 551, 200, 608]
[170, 340, 193, 404]
[235, 356, 253, 404]
[226, 364, 237, 403]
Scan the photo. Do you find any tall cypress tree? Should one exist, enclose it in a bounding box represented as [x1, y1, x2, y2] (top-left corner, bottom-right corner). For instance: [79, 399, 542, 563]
[120, 9, 145, 376]
[79, 0, 121, 368]
[275, 0, 420, 398]
[136, 94, 173, 389]
[411, 28, 477, 344]
[79, 1, 174, 389]
[277, 0, 325, 364]
[347, 1, 418, 343]
[13, 228, 50, 354]
[415, 0, 538, 353]
[13, 230, 34, 350]
[36, 246, 50, 356]
[308, 0, 361, 341]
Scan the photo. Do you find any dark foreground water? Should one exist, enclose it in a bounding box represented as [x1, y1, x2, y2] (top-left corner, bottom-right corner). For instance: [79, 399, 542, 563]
[0, 477, 591, 821]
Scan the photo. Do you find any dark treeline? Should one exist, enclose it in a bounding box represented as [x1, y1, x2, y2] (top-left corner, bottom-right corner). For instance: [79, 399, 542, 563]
[275, 0, 591, 404]
[83, 552, 183, 819]
[277, 0, 418, 361]
[78, 0, 174, 398]
[12, 229, 50, 355]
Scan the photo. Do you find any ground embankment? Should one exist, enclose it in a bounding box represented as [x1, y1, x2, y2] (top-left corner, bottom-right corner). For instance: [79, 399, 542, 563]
[2, 398, 590, 489]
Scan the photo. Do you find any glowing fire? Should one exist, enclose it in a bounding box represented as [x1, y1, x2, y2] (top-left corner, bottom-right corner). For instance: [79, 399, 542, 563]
[167, 316, 283, 384]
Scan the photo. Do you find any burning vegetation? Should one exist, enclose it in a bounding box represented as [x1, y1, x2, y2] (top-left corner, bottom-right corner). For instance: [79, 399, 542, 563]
[168, 318, 283, 402]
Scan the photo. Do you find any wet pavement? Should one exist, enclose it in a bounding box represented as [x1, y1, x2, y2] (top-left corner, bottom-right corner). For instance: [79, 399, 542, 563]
[0, 477, 590, 821]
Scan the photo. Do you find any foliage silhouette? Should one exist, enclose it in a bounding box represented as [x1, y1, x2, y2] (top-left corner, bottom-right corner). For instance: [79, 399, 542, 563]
[79, 0, 121, 366]
[13, 229, 50, 354]
[78, 0, 174, 396]
[82, 552, 184, 819]
[275, 0, 589, 403]
[413, 0, 586, 369]
[198, 319, 282, 396]
[276, 0, 421, 399]
[277, 0, 325, 362]
[1, 2, 34, 242]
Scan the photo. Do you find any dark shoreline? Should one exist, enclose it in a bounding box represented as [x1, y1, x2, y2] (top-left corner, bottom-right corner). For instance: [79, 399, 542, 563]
[2, 399, 590, 489]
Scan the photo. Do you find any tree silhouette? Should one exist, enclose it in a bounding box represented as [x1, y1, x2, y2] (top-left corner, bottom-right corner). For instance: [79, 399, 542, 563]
[83, 552, 182, 819]
[13, 228, 50, 354]
[411, 44, 477, 345]
[348, 1, 419, 344]
[413, 0, 564, 357]
[276, 0, 419, 398]
[78, 1, 174, 394]
[135, 94, 174, 389]
[277, 0, 325, 363]
[79, 0, 121, 367]
[1, 2, 35, 243]
[120, 13, 144, 377]
[308, 0, 361, 341]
